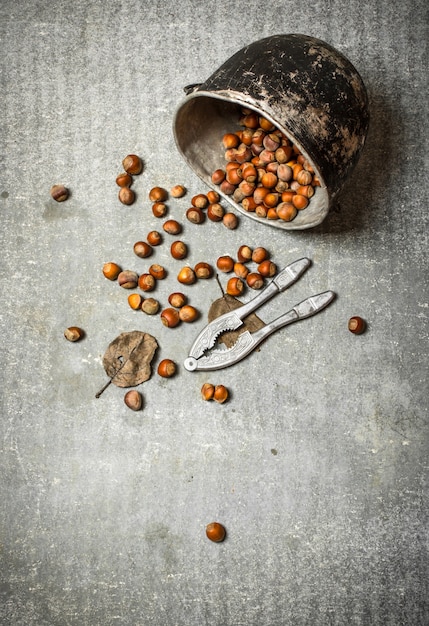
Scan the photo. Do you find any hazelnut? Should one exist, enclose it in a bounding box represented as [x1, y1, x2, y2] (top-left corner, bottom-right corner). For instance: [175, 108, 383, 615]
[226, 277, 244, 297]
[116, 172, 133, 188]
[220, 179, 236, 195]
[257, 260, 277, 277]
[128, 293, 143, 310]
[216, 255, 234, 273]
[276, 202, 297, 222]
[149, 186, 168, 202]
[179, 305, 199, 323]
[138, 273, 156, 292]
[214, 385, 229, 404]
[251, 247, 269, 263]
[133, 241, 153, 258]
[124, 390, 143, 411]
[141, 298, 159, 315]
[152, 202, 168, 218]
[348, 316, 366, 334]
[222, 212, 238, 230]
[222, 133, 240, 149]
[64, 326, 84, 342]
[118, 187, 135, 205]
[194, 262, 213, 279]
[207, 203, 224, 222]
[118, 270, 139, 289]
[160, 307, 180, 328]
[50, 184, 69, 202]
[163, 219, 182, 235]
[170, 184, 186, 198]
[292, 194, 309, 210]
[170, 240, 188, 260]
[191, 194, 209, 209]
[207, 190, 220, 204]
[206, 522, 226, 543]
[233, 262, 249, 279]
[122, 154, 143, 175]
[237, 245, 252, 263]
[149, 264, 166, 280]
[102, 262, 122, 281]
[211, 169, 226, 185]
[147, 231, 162, 246]
[201, 383, 215, 401]
[186, 206, 205, 224]
[157, 359, 177, 378]
[168, 292, 187, 308]
[246, 272, 264, 290]
[177, 266, 196, 285]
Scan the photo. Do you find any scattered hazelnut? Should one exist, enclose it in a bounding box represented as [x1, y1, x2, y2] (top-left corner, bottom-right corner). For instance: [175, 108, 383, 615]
[152, 202, 168, 218]
[223, 212, 238, 229]
[116, 172, 133, 188]
[179, 305, 199, 323]
[201, 383, 215, 401]
[141, 297, 160, 315]
[252, 247, 269, 263]
[160, 307, 180, 328]
[226, 276, 244, 297]
[177, 266, 196, 285]
[257, 260, 277, 277]
[216, 255, 234, 273]
[170, 184, 186, 198]
[118, 270, 139, 289]
[118, 187, 135, 205]
[348, 316, 366, 334]
[128, 293, 143, 310]
[124, 390, 143, 411]
[206, 522, 226, 543]
[207, 203, 225, 222]
[233, 262, 249, 280]
[149, 186, 168, 202]
[138, 273, 156, 292]
[194, 262, 213, 279]
[122, 154, 143, 175]
[170, 241, 188, 260]
[168, 292, 187, 308]
[186, 207, 205, 224]
[237, 245, 252, 263]
[149, 264, 166, 280]
[163, 219, 182, 235]
[207, 190, 220, 204]
[157, 359, 177, 378]
[246, 272, 264, 290]
[147, 231, 162, 246]
[133, 241, 153, 258]
[50, 184, 69, 202]
[64, 326, 84, 342]
[214, 385, 229, 404]
[102, 262, 122, 281]
[191, 194, 209, 209]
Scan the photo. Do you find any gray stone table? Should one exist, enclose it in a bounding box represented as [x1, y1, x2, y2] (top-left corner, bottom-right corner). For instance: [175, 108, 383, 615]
[1, 1, 427, 624]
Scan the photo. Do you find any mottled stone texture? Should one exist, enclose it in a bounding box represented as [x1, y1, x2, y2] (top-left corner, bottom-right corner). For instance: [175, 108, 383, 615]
[0, 1, 428, 625]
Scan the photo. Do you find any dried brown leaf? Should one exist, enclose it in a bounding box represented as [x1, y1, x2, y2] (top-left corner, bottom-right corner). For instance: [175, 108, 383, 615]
[208, 294, 265, 348]
[96, 331, 158, 397]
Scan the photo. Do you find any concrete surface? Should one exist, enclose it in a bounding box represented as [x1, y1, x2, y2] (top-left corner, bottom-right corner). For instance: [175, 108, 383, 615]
[1, 1, 428, 625]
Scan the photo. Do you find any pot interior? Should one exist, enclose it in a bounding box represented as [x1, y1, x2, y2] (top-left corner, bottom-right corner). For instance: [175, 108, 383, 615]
[174, 92, 330, 230]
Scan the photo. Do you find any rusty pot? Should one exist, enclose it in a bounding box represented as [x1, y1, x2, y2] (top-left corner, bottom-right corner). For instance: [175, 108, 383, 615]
[173, 34, 369, 230]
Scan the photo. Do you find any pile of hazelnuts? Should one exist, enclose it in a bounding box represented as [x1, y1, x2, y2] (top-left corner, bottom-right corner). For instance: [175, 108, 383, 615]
[211, 108, 321, 222]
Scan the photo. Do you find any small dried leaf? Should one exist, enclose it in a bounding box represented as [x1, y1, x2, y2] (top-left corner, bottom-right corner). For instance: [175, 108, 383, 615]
[208, 294, 265, 348]
[102, 330, 158, 388]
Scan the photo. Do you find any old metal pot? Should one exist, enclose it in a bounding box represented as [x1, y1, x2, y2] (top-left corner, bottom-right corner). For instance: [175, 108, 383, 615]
[173, 34, 369, 230]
